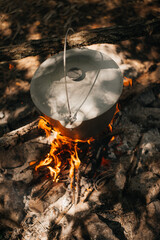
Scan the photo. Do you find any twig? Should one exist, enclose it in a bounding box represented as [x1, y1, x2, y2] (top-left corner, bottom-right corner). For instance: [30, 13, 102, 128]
[76, 167, 81, 204]
[53, 203, 73, 227]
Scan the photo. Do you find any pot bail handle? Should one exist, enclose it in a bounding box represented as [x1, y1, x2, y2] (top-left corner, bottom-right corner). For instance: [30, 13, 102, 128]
[63, 28, 102, 127]
[63, 28, 74, 123]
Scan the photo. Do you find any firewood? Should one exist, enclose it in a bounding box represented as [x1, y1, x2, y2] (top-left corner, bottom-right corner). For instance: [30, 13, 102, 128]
[0, 18, 160, 62]
[0, 119, 39, 148]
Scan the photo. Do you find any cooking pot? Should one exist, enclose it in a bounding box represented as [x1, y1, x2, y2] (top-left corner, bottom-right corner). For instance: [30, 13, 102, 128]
[30, 47, 123, 140]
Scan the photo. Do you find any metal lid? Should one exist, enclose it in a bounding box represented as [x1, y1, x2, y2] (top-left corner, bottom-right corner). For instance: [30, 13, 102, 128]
[30, 48, 123, 128]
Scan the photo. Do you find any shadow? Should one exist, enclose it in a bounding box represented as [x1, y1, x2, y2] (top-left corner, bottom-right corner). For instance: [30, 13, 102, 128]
[97, 214, 127, 240]
[47, 210, 93, 240]
[48, 221, 62, 240]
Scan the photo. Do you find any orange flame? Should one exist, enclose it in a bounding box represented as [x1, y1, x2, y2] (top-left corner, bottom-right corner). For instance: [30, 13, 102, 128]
[110, 136, 115, 142]
[9, 64, 14, 70]
[29, 160, 37, 166]
[123, 77, 132, 87]
[31, 116, 93, 187]
[108, 103, 120, 143]
[32, 101, 121, 186]
[38, 116, 52, 137]
[108, 123, 112, 132]
[108, 103, 120, 131]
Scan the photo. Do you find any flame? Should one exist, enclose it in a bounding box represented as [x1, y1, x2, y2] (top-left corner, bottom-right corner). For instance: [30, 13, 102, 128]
[31, 116, 93, 187]
[123, 76, 132, 87]
[115, 103, 120, 115]
[110, 136, 115, 142]
[32, 102, 121, 186]
[108, 103, 120, 143]
[38, 116, 52, 137]
[108, 123, 112, 132]
[9, 64, 14, 70]
[29, 160, 37, 166]
[108, 103, 120, 131]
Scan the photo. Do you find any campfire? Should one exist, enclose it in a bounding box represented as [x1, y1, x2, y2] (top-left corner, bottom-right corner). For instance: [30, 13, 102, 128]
[30, 116, 94, 188]
[29, 45, 124, 194]
[30, 101, 120, 190]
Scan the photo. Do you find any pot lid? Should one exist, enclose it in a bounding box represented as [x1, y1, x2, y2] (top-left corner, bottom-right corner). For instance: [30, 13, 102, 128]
[30, 48, 123, 128]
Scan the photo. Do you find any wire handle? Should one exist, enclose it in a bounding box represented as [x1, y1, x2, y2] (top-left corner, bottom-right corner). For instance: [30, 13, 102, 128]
[63, 28, 102, 126]
[64, 28, 74, 121]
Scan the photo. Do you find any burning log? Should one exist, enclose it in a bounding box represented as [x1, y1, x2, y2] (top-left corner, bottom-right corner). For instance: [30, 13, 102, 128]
[0, 18, 160, 62]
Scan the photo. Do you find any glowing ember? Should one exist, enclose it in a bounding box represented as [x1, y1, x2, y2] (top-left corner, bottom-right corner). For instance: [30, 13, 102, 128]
[31, 116, 93, 187]
[123, 76, 132, 87]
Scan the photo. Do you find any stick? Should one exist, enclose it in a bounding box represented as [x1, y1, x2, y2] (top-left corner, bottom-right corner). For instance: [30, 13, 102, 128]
[75, 167, 81, 204]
